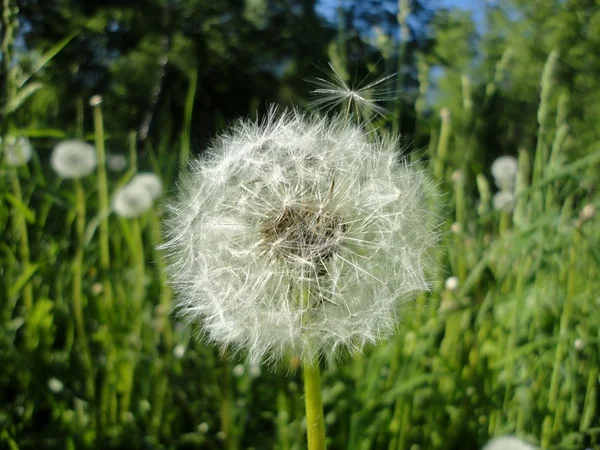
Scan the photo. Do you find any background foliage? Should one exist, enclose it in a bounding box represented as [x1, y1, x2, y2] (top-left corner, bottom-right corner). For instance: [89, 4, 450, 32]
[1, 0, 599, 449]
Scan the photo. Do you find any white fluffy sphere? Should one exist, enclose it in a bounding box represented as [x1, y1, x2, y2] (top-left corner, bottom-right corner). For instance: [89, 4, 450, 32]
[50, 140, 97, 178]
[112, 182, 153, 218]
[130, 172, 163, 200]
[162, 109, 438, 364]
[491, 156, 518, 191]
[2, 136, 33, 167]
[483, 436, 537, 450]
[493, 191, 515, 213]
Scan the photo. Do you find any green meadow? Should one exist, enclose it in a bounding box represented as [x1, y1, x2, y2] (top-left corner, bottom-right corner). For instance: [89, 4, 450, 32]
[1, 1, 598, 449]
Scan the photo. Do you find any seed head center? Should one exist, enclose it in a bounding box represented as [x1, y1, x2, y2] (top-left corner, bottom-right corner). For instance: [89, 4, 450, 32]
[260, 204, 345, 264]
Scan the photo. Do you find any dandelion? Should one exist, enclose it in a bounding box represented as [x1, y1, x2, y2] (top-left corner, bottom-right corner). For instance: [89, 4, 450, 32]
[491, 156, 518, 191]
[50, 140, 97, 178]
[162, 109, 437, 449]
[445, 276, 459, 292]
[112, 182, 153, 218]
[107, 153, 128, 172]
[483, 436, 537, 450]
[48, 378, 64, 394]
[493, 191, 515, 213]
[309, 64, 396, 121]
[130, 172, 163, 200]
[2, 136, 33, 166]
[162, 109, 436, 364]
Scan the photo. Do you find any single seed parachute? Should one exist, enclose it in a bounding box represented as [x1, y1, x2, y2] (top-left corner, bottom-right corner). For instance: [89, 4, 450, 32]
[161, 108, 438, 364]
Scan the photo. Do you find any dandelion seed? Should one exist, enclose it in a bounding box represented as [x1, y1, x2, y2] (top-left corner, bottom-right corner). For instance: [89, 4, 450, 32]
[162, 108, 437, 364]
[493, 191, 515, 213]
[491, 156, 518, 191]
[112, 182, 153, 218]
[130, 172, 163, 200]
[308, 64, 396, 121]
[483, 436, 538, 450]
[2, 136, 33, 166]
[50, 140, 97, 178]
[107, 153, 128, 172]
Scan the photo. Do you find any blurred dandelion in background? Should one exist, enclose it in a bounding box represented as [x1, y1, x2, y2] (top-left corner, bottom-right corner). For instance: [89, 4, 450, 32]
[112, 182, 153, 218]
[491, 155, 518, 191]
[107, 153, 128, 172]
[493, 190, 515, 213]
[161, 108, 437, 365]
[130, 172, 163, 200]
[2, 136, 33, 166]
[50, 140, 97, 178]
[482, 436, 538, 450]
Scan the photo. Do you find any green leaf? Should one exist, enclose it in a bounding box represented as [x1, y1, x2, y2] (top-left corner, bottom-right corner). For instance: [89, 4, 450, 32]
[4, 193, 36, 224]
[4, 82, 43, 114]
[9, 264, 39, 299]
[18, 32, 79, 88]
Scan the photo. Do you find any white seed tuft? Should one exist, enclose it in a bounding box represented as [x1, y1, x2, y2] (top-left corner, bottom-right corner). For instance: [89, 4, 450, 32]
[491, 156, 518, 191]
[493, 191, 515, 213]
[107, 153, 128, 172]
[50, 140, 97, 178]
[483, 436, 538, 450]
[112, 182, 153, 218]
[161, 109, 438, 364]
[2, 136, 33, 166]
[130, 172, 163, 200]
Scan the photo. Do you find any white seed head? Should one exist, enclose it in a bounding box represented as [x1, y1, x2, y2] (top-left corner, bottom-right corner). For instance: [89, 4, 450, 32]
[493, 191, 515, 213]
[574, 338, 585, 351]
[2, 136, 33, 166]
[173, 344, 186, 359]
[161, 109, 438, 364]
[445, 276, 459, 292]
[89, 95, 103, 106]
[112, 182, 153, 218]
[232, 364, 245, 377]
[107, 153, 128, 172]
[491, 156, 518, 191]
[50, 140, 97, 178]
[483, 436, 538, 450]
[130, 172, 163, 200]
[48, 378, 64, 393]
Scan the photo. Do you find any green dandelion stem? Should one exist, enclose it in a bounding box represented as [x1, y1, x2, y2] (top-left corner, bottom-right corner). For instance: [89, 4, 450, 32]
[73, 179, 94, 399]
[303, 359, 326, 450]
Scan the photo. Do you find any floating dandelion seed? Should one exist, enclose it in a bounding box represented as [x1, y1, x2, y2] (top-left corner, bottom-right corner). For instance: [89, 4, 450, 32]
[107, 153, 128, 172]
[483, 436, 538, 450]
[491, 155, 518, 191]
[493, 191, 515, 213]
[162, 109, 437, 364]
[309, 64, 396, 121]
[2, 136, 33, 166]
[50, 140, 97, 178]
[112, 182, 153, 218]
[130, 172, 163, 200]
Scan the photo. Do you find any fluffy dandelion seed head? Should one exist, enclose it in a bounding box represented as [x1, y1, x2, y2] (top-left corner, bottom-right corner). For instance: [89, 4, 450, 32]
[483, 436, 537, 450]
[2, 136, 33, 166]
[130, 172, 163, 200]
[112, 182, 153, 218]
[50, 140, 97, 178]
[162, 109, 437, 364]
[493, 191, 515, 213]
[491, 156, 518, 191]
[107, 153, 128, 172]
